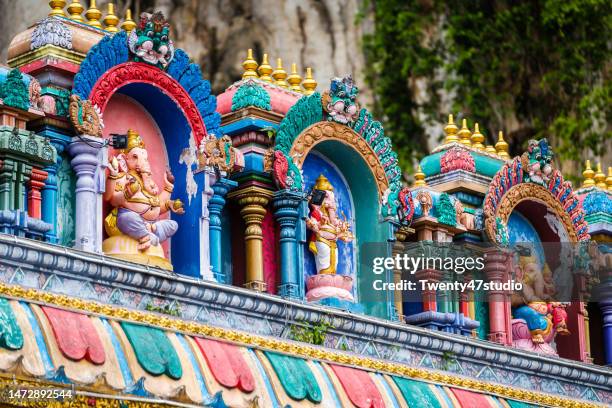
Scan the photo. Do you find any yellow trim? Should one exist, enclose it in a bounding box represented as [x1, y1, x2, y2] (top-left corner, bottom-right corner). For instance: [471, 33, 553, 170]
[0, 282, 603, 408]
[8, 45, 86, 68]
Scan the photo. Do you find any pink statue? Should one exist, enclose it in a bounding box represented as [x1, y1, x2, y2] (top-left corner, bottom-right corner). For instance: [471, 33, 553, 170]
[104, 129, 184, 257]
[511, 254, 569, 354]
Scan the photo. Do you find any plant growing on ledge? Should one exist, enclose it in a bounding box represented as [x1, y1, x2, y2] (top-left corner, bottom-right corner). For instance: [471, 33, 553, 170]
[289, 319, 333, 346]
[145, 301, 182, 317]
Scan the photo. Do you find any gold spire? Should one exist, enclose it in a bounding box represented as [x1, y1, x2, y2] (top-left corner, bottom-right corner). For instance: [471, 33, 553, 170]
[85, 0, 102, 27]
[302, 67, 317, 95]
[67, 0, 84, 21]
[272, 58, 288, 88]
[495, 131, 510, 160]
[242, 49, 258, 80]
[120, 8, 137, 32]
[257, 54, 273, 82]
[414, 165, 426, 187]
[582, 160, 595, 187]
[485, 145, 497, 154]
[103, 3, 119, 32]
[458, 119, 472, 146]
[471, 123, 485, 150]
[443, 114, 459, 144]
[607, 167, 612, 191]
[594, 162, 606, 188]
[287, 63, 302, 93]
[49, 0, 66, 16]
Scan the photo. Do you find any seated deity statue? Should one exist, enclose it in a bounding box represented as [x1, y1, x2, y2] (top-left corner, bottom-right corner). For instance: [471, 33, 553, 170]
[511, 254, 569, 345]
[305, 174, 353, 275]
[103, 129, 184, 269]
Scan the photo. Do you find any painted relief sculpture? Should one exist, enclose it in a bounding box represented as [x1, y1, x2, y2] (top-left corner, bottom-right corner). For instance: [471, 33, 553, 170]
[522, 138, 554, 186]
[511, 253, 570, 355]
[128, 11, 175, 69]
[322, 75, 359, 125]
[305, 174, 354, 301]
[103, 129, 184, 270]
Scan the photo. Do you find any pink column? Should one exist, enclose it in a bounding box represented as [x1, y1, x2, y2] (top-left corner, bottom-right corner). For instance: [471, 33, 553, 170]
[484, 249, 512, 345]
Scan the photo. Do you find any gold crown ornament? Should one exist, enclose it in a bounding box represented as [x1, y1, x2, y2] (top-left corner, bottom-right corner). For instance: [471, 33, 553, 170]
[314, 174, 333, 191]
[122, 129, 145, 152]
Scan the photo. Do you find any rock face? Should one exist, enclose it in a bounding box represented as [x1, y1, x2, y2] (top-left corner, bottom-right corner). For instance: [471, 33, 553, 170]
[156, 0, 371, 100]
[1, 0, 371, 102]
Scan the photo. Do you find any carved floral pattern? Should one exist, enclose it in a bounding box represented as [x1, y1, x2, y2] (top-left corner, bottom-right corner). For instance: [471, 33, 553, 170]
[440, 146, 475, 173]
[89, 62, 208, 144]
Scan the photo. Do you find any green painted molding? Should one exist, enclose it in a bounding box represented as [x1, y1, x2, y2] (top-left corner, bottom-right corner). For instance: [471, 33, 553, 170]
[472, 151, 504, 177]
[0, 127, 56, 164]
[274, 92, 323, 154]
[231, 81, 272, 112]
[420, 151, 443, 177]
[392, 376, 442, 408]
[120, 322, 183, 380]
[263, 351, 322, 403]
[0, 298, 24, 351]
[0, 69, 29, 111]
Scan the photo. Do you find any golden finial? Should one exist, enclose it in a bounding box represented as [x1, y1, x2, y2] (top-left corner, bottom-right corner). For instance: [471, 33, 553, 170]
[302, 67, 317, 95]
[49, 0, 66, 16]
[443, 114, 459, 144]
[242, 49, 258, 80]
[67, 0, 84, 21]
[594, 162, 606, 188]
[458, 119, 472, 146]
[495, 131, 510, 160]
[103, 3, 119, 32]
[485, 145, 497, 154]
[120, 8, 137, 32]
[85, 0, 102, 27]
[606, 167, 612, 191]
[582, 160, 595, 187]
[314, 174, 334, 191]
[272, 58, 288, 88]
[414, 165, 427, 187]
[257, 54, 273, 82]
[471, 123, 485, 150]
[287, 63, 303, 93]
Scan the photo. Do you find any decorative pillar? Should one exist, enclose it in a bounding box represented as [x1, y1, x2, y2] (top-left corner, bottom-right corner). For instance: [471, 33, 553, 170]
[228, 186, 273, 292]
[0, 160, 15, 211]
[392, 226, 411, 320]
[272, 189, 306, 299]
[14, 162, 32, 211]
[209, 176, 237, 283]
[27, 168, 48, 219]
[601, 298, 612, 366]
[415, 269, 442, 312]
[41, 140, 68, 244]
[484, 249, 512, 345]
[68, 136, 106, 253]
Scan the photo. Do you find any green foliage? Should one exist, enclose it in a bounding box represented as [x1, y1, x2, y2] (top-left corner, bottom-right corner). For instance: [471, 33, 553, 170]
[145, 301, 182, 317]
[288, 319, 332, 346]
[363, 0, 611, 175]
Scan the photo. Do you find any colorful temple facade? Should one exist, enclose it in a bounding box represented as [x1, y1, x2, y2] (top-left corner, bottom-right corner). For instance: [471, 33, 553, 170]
[0, 2, 610, 407]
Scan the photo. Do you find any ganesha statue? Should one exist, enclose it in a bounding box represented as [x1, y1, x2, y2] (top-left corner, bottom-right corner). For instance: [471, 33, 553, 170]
[322, 75, 359, 125]
[102, 129, 184, 270]
[128, 12, 175, 69]
[522, 139, 554, 186]
[305, 174, 355, 302]
[511, 252, 570, 355]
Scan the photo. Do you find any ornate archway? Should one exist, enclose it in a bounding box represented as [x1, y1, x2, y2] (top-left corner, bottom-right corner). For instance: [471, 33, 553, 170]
[289, 121, 389, 198]
[88, 62, 207, 144]
[483, 141, 589, 244]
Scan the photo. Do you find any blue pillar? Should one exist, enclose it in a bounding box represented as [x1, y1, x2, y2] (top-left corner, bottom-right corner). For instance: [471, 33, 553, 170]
[209, 177, 237, 283]
[601, 297, 612, 366]
[273, 189, 306, 299]
[41, 140, 67, 244]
